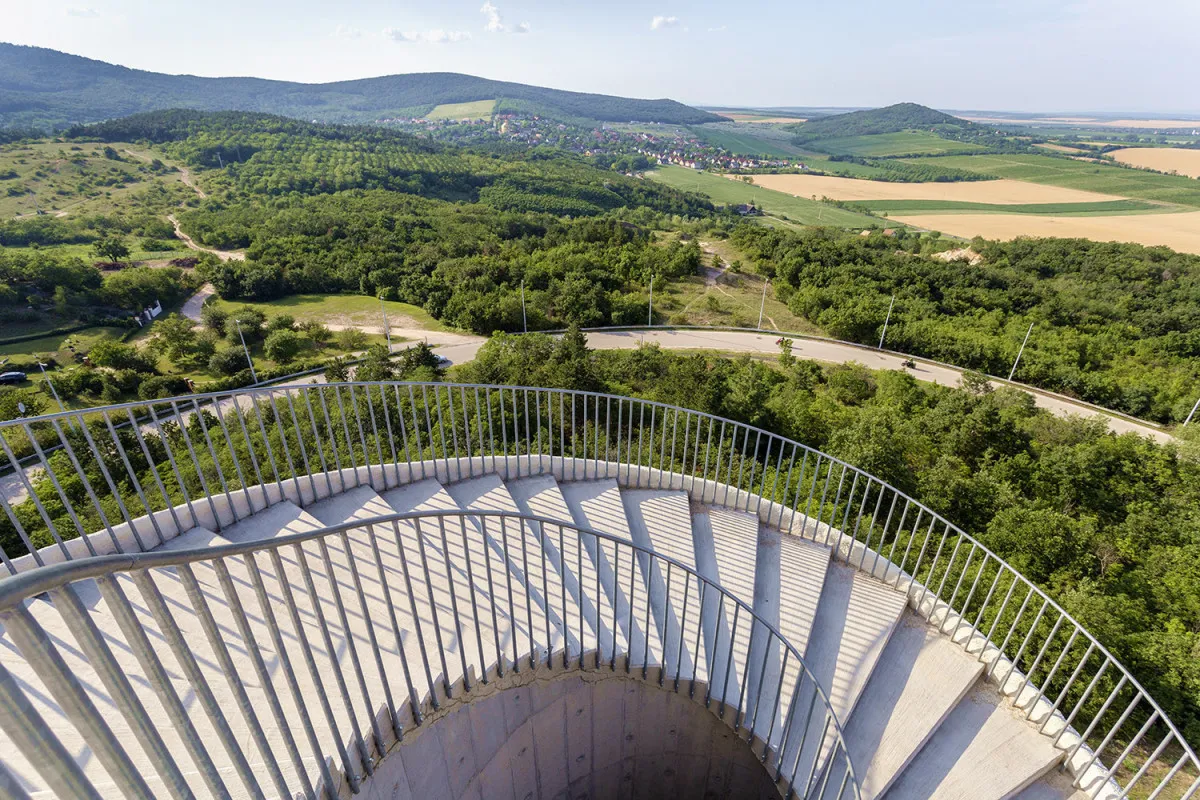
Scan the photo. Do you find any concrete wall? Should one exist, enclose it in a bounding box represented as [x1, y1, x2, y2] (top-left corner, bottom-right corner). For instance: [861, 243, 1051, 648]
[360, 671, 779, 800]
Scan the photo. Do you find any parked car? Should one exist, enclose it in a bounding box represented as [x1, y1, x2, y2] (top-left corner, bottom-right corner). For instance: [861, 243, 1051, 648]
[0, 371, 27, 384]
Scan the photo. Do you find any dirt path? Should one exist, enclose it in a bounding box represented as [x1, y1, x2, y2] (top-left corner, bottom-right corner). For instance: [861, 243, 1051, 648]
[168, 214, 244, 261]
[177, 167, 207, 199]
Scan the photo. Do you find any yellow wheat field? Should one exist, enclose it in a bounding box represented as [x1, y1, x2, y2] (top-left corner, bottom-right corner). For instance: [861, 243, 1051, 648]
[740, 173, 1128, 204]
[891, 211, 1200, 254]
[1110, 148, 1200, 179]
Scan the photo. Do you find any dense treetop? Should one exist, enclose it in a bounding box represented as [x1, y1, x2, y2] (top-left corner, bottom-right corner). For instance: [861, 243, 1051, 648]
[787, 103, 970, 142]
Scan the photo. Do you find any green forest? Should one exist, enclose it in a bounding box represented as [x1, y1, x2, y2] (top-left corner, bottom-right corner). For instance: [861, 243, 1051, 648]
[731, 226, 1200, 424]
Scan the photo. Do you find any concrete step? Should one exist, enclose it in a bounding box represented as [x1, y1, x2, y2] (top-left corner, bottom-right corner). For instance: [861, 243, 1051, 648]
[803, 563, 907, 726]
[884, 681, 1065, 800]
[832, 614, 984, 800]
[559, 479, 655, 668]
[621, 489, 697, 680]
[379, 479, 503, 691]
[444, 474, 572, 666]
[506, 474, 611, 662]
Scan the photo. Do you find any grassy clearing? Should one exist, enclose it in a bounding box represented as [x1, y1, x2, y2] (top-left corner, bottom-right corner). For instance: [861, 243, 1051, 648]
[815, 131, 985, 157]
[210, 294, 448, 332]
[425, 100, 496, 121]
[0, 326, 126, 362]
[857, 199, 1162, 215]
[0, 140, 194, 219]
[647, 166, 883, 228]
[907, 153, 1200, 207]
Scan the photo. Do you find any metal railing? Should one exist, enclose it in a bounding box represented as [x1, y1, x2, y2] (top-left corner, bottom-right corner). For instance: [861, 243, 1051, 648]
[0, 509, 858, 800]
[0, 381, 1195, 799]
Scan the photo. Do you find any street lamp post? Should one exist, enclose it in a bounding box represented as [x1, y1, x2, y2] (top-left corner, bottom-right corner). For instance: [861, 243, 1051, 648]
[758, 280, 770, 330]
[379, 295, 392, 353]
[37, 362, 66, 415]
[1008, 322, 1034, 382]
[878, 294, 895, 350]
[1184, 395, 1200, 426]
[648, 274, 654, 327]
[234, 319, 257, 384]
[521, 280, 528, 333]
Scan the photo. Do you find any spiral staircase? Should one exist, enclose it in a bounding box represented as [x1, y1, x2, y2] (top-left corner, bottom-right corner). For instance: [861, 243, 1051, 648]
[0, 383, 1193, 800]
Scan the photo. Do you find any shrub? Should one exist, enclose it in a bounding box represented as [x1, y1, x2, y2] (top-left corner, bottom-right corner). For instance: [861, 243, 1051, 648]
[263, 329, 310, 364]
[209, 348, 252, 376]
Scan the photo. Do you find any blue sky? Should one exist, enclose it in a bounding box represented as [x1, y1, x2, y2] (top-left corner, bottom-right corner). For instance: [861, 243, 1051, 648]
[4, 0, 1199, 112]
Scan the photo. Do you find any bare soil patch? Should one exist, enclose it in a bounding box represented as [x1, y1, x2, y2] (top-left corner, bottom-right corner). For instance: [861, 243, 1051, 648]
[1110, 148, 1200, 179]
[892, 211, 1200, 254]
[740, 174, 1128, 204]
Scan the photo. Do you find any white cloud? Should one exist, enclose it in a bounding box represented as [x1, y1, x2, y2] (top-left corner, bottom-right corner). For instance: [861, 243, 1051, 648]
[383, 28, 472, 44]
[650, 15, 680, 31]
[332, 24, 362, 39]
[481, 2, 530, 34]
[65, 6, 100, 17]
[707, 25, 727, 32]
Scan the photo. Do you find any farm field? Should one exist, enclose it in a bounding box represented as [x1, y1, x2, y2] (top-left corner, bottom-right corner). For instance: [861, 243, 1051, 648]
[648, 166, 881, 227]
[858, 199, 1160, 215]
[210, 294, 447, 332]
[961, 115, 1200, 130]
[1110, 147, 1200, 178]
[743, 173, 1132, 204]
[892, 210, 1200, 254]
[690, 124, 807, 158]
[424, 99, 496, 121]
[813, 131, 984, 157]
[906, 153, 1200, 207]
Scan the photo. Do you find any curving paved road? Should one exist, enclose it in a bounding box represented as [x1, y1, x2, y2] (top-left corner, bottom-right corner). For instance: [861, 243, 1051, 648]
[434, 329, 1173, 443]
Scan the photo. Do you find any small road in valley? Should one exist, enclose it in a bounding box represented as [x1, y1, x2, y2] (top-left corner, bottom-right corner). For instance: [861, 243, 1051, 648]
[168, 214, 244, 261]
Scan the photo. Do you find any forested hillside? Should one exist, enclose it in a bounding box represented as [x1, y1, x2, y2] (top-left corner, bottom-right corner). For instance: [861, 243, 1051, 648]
[788, 102, 968, 142]
[0, 43, 722, 129]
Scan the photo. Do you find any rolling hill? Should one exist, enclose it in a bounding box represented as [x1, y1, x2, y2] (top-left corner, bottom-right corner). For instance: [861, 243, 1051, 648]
[0, 43, 722, 129]
[787, 102, 970, 142]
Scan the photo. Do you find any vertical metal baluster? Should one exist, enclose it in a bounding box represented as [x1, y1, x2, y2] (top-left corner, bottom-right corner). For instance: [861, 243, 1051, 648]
[245, 549, 352, 793]
[748, 628, 773, 737]
[387, 519, 438, 709]
[719, 602, 741, 716]
[419, 385, 440, 480]
[988, 587, 1035, 679]
[129, 570, 266, 796]
[743, 430, 761, 509]
[702, 418, 715, 503]
[813, 458, 835, 540]
[263, 390, 304, 504]
[432, 386, 452, 481]
[456, 515, 489, 686]
[314, 535, 386, 763]
[102, 410, 167, 545]
[208, 559, 317, 798]
[763, 649, 791, 764]
[636, 403, 646, 487]
[567, 392, 574, 480]
[477, 388, 489, 477]
[378, 385, 399, 487]
[303, 387, 337, 496]
[186, 399, 235, 523]
[455, 387, 470, 479]
[866, 491, 898, 573]
[477, 516, 506, 677]
[1052, 657, 1112, 747]
[211, 398, 255, 518]
[350, 386, 377, 487]
[121, 408, 186, 538]
[165, 401, 222, 527]
[904, 518, 942, 596]
[283, 543, 375, 778]
[603, 396, 611, 479]
[47, 582, 198, 800]
[247, 394, 286, 502]
[411, 517, 453, 695]
[665, 408, 678, 489]
[331, 385, 360, 489]
[724, 424, 737, 506]
[678, 412, 690, 490]
[64, 415, 142, 552]
[401, 385, 423, 479]
[881, 498, 911, 577]
[497, 516, 521, 673]
[981, 573, 1021, 651]
[280, 392, 318, 504]
[170, 564, 291, 798]
[767, 440, 785, 520]
[579, 392, 587, 478]
[1118, 733, 1174, 800]
[1070, 685, 1136, 770]
[498, 388, 510, 480]
[999, 598, 1050, 687]
[615, 399, 625, 481]
[18, 421, 94, 551]
[1027, 625, 1078, 721]
[948, 552, 988, 638]
[0, 660, 106, 800]
[1036, 644, 1096, 734]
[530, 390, 538, 476]
[431, 517, 471, 693]
[0, 491, 35, 570]
[941, 545, 978, 631]
[831, 471, 861, 557]
[361, 521, 419, 732]
[674, 570, 691, 693]
[690, 580, 705, 698]
[365, 385, 386, 488]
[735, 427, 751, 509]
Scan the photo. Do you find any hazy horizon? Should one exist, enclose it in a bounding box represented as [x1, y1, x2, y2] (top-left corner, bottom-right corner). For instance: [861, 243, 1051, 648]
[2, 0, 1198, 114]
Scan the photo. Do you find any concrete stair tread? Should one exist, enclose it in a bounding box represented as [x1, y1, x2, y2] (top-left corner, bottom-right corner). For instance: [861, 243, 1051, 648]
[153, 526, 233, 552]
[838, 614, 985, 800]
[883, 681, 1065, 800]
[507, 474, 611, 662]
[560, 480, 655, 667]
[621, 489, 698, 680]
[803, 563, 908, 725]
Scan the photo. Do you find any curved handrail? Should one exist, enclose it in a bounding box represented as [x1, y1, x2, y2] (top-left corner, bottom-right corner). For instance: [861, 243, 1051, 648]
[0, 509, 860, 800]
[0, 381, 1194, 799]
